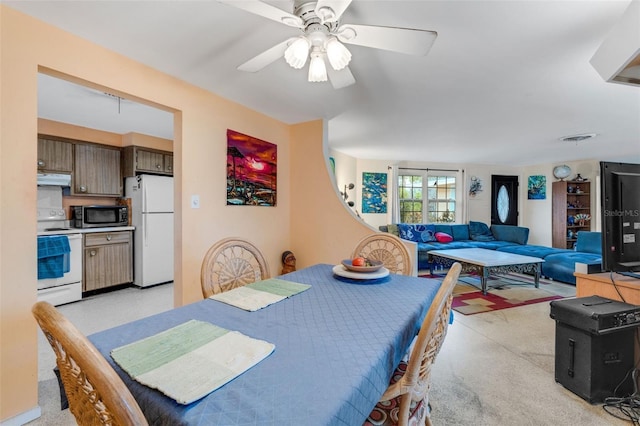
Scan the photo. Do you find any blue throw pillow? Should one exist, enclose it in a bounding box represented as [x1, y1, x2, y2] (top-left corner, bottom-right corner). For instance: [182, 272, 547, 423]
[450, 224, 470, 241]
[469, 221, 495, 241]
[398, 224, 437, 243]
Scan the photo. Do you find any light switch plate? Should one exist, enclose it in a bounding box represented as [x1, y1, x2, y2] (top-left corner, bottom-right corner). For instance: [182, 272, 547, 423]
[191, 195, 200, 209]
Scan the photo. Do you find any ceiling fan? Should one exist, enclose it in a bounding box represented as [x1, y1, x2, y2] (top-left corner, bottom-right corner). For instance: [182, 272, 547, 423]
[219, 0, 437, 89]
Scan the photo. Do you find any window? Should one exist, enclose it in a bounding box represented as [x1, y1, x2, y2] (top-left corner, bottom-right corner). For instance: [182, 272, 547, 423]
[398, 175, 423, 223]
[427, 175, 456, 223]
[398, 173, 457, 223]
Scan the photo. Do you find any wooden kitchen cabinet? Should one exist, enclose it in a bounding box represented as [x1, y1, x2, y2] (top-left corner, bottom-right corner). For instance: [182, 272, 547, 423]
[74, 143, 122, 196]
[37, 137, 73, 173]
[83, 231, 133, 292]
[122, 146, 174, 176]
[163, 153, 173, 174]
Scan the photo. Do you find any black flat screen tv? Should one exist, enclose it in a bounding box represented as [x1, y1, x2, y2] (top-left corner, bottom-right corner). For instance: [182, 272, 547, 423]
[600, 161, 640, 274]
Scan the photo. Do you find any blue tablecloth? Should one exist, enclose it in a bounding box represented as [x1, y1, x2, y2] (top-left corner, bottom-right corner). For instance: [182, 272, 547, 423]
[89, 264, 442, 426]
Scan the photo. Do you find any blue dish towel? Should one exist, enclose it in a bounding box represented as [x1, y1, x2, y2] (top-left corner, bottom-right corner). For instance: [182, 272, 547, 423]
[37, 236, 70, 279]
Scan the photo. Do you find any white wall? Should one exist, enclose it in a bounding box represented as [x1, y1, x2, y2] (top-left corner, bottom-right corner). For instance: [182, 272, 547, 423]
[521, 159, 600, 246]
[333, 153, 602, 247]
[329, 148, 358, 215]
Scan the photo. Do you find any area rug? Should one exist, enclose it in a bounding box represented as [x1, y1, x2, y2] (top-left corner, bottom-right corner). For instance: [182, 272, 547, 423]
[420, 272, 572, 315]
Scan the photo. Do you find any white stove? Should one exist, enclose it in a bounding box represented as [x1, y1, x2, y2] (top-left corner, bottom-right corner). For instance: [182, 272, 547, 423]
[36, 186, 82, 305]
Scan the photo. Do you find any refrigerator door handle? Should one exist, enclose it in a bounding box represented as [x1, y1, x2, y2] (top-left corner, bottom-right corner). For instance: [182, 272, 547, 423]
[143, 185, 148, 247]
[144, 213, 148, 247]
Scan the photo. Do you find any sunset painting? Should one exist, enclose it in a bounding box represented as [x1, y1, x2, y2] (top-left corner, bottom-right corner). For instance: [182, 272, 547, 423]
[226, 129, 277, 206]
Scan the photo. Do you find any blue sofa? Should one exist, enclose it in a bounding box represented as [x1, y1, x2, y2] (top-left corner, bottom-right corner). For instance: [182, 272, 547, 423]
[379, 222, 602, 285]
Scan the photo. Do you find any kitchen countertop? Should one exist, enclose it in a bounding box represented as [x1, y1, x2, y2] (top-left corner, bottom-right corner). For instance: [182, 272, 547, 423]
[37, 226, 135, 237]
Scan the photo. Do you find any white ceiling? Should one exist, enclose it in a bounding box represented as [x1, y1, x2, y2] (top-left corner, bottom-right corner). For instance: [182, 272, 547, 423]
[7, 0, 640, 166]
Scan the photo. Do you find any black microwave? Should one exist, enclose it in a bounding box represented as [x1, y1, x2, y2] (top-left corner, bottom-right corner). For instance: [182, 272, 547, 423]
[72, 205, 128, 228]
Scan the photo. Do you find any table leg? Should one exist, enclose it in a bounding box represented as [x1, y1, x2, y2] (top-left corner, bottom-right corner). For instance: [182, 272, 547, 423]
[481, 267, 489, 295]
[534, 263, 541, 289]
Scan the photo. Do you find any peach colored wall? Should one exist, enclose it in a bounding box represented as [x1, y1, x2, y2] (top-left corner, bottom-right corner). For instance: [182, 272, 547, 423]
[1, 6, 291, 422]
[38, 118, 123, 146]
[289, 120, 418, 271]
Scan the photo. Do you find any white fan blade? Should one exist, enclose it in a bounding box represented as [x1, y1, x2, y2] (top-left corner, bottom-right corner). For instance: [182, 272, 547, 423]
[217, 0, 304, 28]
[327, 65, 356, 89]
[238, 38, 295, 72]
[315, 0, 352, 24]
[337, 24, 437, 56]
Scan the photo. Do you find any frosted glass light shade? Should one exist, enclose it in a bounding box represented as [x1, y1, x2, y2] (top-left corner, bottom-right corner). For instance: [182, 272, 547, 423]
[308, 54, 328, 82]
[284, 37, 310, 69]
[326, 38, 351, 70]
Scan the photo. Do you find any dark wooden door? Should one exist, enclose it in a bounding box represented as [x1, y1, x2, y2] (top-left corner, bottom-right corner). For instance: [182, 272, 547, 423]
[491, 175, 519, 225]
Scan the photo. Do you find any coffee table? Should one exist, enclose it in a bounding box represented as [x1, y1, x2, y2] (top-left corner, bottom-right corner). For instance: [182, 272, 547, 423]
[427, 248, 544, 295]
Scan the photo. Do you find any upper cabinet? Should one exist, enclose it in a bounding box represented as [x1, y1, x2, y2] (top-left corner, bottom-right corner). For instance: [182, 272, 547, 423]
[74, 143, 122, 196]
[122, 146, 173, 177]
[37, 137, 73, 173]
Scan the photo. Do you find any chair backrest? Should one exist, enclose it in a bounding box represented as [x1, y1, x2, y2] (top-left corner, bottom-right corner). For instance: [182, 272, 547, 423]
[32, 301, 148, 426]
[393, 262, 461, 425]
[201, 237, 270, 298]
[351, 233, 412, 275]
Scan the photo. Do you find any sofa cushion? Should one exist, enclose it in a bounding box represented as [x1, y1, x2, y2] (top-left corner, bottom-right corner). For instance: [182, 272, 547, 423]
[450, 225, 470, 241]
[497, 245, 570, 258]
[542, 252, 603, 285]
[387, 224, 400, 237]
[575, 231, 602, 255]
[469, 221, 496, 241]
[490, 225, 529, 245]
[435, 232, 453, 243]
[434, 225, 453, 236]
[398, 224, 436, 243]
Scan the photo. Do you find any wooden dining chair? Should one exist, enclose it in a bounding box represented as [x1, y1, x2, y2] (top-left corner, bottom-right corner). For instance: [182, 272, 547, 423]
[201, 237, 270, 298]
[32, 301, 148, 426]
[352, 233, 412, 275]
[365, 262, 462, 426]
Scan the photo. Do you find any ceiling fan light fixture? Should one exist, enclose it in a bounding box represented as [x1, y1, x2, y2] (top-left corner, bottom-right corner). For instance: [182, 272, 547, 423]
[284, 37, 310, 69]
[308, 53, 328, 82]
[326, 37, 351, 70]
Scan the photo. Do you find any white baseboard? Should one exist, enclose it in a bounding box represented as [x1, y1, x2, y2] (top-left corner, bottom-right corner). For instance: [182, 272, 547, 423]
[0, 406, 41, 426]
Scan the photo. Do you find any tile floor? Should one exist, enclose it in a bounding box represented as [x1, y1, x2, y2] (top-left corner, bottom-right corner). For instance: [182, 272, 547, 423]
[30, 280, 632, 425]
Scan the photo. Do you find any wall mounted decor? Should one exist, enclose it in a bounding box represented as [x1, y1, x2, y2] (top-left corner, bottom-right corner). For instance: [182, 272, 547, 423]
[362, 172, 387, 214]
[528, 175, 546, 200]
[226, 129, 277, 206]
[469, 176, 483, 197]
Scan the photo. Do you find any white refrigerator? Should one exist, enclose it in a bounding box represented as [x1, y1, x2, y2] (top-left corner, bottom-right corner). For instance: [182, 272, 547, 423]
[125, 175, 174, 287]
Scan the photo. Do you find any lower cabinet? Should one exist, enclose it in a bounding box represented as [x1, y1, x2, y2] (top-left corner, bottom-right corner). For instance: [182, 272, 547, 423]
[83, 231, 133, 292]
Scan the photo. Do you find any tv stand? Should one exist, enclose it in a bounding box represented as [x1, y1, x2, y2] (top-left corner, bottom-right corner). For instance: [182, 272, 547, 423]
[575, 271, 640, 304]
[620, 271, 640, 280]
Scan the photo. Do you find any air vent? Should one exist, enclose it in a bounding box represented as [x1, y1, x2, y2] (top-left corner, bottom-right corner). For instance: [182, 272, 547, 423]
[560, 133, 596, 143]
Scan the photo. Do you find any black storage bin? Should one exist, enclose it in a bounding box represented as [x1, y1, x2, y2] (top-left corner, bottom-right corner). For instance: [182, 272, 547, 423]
[550, 296, 639, 403]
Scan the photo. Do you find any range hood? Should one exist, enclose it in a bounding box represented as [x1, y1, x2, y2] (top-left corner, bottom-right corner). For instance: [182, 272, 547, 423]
[37, 173, 71, 187]
[590, 0, 640, 87]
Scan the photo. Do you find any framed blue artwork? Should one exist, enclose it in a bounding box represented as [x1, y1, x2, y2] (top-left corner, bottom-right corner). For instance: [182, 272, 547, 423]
[362, 172, 387, 213]
[528, 175, 546, 200]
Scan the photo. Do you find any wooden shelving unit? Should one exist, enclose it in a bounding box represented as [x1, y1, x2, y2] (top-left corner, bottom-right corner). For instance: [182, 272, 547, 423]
[552, 180, 591, 249]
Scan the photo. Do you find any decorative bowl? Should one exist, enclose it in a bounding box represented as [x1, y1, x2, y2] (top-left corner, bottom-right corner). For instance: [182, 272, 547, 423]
[341, 259, 384, 273]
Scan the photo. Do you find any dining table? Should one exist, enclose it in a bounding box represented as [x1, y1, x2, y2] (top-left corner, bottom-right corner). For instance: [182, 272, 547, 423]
[88, 263, 443, 426]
